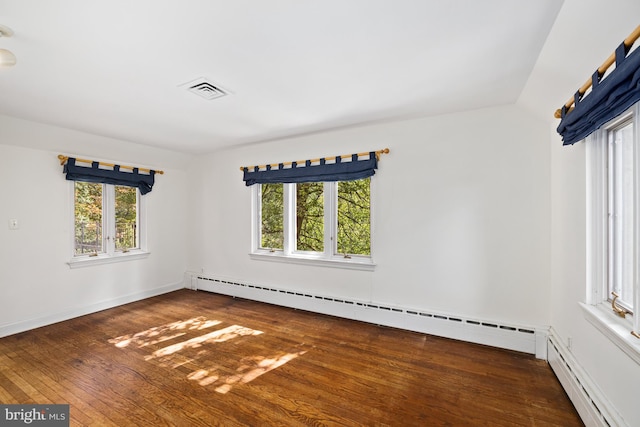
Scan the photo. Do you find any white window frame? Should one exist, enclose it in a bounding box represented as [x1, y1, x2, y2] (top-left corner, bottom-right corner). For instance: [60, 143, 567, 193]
[68, 182, 149, 268]
[250, 181, 375, 271]
[584, 102, 640, 364]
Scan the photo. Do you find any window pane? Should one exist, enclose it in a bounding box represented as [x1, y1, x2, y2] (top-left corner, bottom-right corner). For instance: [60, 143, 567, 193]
[261, 183, 284, 250]
[338, 178, 371, 256]
[296, 182, 324, 252]
[609, 121, 634, 311]
[115, 186, 138, 251]
[74, 182, 103, 255]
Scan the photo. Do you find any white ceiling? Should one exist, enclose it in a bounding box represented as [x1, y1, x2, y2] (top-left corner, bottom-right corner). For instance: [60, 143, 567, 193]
[0, 1, 562, 154]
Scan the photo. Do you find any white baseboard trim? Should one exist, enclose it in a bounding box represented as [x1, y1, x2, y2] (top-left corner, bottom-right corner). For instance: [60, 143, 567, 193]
[548, 328, 625, 427]
[192, 273, 549, 358]
[0, 281, 185, 339]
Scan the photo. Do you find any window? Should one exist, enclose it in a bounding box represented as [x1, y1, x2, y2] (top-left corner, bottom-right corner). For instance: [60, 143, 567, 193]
[337, 179, 371, 256]
[296, 182, 324, 252]
[607, 120, 635, 313]
[586, 102, 640, 350]
[74, 182, 104, 255]
[253, 178, 373, 270]
[260, 183, 284, 250]
[70, 181, 147, 267]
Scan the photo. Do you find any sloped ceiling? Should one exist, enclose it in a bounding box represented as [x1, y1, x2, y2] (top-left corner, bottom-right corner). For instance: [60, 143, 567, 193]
[518, 0, 640, 124]
[0, 0, 561, 154]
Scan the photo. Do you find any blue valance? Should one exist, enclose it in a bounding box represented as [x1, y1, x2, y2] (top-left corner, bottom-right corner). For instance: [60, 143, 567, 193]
[558, 41, 640, 145]
[243, 152, 378, 186]
[63, 157, 156, 195]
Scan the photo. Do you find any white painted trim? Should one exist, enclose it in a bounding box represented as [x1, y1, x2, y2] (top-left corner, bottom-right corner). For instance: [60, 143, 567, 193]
[196, 274, 547, 357]
[0, 281, 184, 338]
[634, 107, 640, 336]
[67, 250, 150, 268]
[586, 103, 640, 334]
[585, 130, 607, 306]
[580, 302, 640, 366]
[548, 328, 626, 427]
[249, 252, 375, 271]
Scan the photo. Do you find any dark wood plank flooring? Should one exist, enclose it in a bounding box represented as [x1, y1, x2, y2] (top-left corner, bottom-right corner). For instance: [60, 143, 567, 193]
[0, 289, 582, 426]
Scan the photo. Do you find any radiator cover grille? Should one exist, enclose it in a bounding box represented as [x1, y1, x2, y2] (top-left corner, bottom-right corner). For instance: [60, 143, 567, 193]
[193, 275, 546, 357]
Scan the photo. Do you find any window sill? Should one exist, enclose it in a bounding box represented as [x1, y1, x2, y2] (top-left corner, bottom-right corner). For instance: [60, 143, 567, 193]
[249, 252, 376, 271]
[580, 302, 640, 365]
[68, 250, 150, 269]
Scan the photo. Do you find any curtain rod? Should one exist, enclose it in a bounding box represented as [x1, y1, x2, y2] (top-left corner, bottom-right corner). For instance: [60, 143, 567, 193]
[58, 155, 164, 175]
[239, 148, 390, 172]
[554, 25, 640, 119]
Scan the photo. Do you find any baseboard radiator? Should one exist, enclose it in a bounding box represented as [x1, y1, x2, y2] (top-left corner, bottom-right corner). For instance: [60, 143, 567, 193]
[548, 330, 625, 427]
[190, 274, 548, 359]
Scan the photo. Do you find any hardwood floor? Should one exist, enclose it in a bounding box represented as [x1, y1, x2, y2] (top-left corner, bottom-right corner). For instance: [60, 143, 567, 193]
[0, 289, 582, 426]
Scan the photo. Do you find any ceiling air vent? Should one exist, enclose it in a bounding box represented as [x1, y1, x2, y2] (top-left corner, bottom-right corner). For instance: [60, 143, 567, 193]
[180, 77, 229, 101]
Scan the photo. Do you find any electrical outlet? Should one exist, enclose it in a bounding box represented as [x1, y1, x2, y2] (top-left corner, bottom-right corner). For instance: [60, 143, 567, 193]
[567, 336, 572, 351]
[8, 219, 18, 230]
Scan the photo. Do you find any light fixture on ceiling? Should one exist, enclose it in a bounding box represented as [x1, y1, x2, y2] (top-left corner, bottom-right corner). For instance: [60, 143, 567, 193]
[0, 24, 16, 68]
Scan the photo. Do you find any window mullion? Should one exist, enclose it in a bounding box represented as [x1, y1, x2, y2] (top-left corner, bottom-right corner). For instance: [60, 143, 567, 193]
[283, 184, 294, 255]
[252, 185, 261, 252]
[105, 184, 116, 256]
[70, 182, 77, 258]
[325, 182, 335, 258]
[135, 190, 140, 249]
[370, 176, 375, 261]
[634, 103, 640, 335]
[610, 135, 619, 304]
[587, 126, 611, 305]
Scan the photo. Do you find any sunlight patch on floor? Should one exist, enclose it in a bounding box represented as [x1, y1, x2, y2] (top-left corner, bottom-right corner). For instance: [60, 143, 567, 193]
[108, 316, 222, 348]
[109, 319, 309, 394]
[187, 350, 308, 394]
[145, 325, 263, 360]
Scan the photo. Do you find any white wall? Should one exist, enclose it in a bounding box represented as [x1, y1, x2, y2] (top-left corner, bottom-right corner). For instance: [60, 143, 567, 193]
[0, 115, 191, 336]
[188, 104, 551, 327]
[548, 130, 640, 425]
[518, 0, 640, 424]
